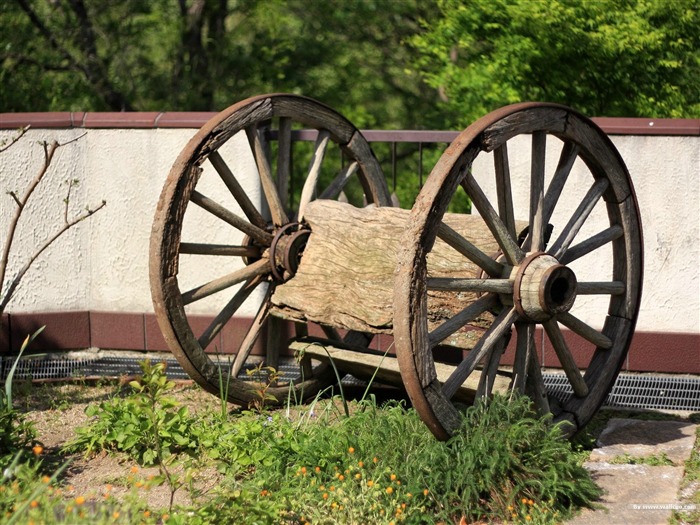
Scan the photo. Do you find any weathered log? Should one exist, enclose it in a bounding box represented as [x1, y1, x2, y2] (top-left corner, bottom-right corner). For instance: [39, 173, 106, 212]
[270, 200, 525, 338]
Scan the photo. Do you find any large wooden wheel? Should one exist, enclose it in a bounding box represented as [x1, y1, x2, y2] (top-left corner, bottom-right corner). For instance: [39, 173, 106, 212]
[151, 94, 392, 405]
[394, 103, 643, 440]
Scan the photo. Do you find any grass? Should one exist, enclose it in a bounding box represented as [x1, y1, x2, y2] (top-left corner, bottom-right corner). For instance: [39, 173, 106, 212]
[3, 361, 605, 524]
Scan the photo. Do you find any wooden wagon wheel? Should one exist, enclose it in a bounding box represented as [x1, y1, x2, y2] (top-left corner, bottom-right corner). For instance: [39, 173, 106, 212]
[150, 94, 392, 405]
[394, 103, 643, 440]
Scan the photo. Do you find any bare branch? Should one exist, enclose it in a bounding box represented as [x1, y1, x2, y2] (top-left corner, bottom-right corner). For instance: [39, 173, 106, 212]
[0, 126, 30, 154]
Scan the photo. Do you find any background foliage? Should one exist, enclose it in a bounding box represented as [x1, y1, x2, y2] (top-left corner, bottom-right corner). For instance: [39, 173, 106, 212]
[2, 0, 699, 129]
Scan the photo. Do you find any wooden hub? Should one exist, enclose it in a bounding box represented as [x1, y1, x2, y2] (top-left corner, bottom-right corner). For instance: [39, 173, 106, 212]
[513, 252, 577, 322]
[269, 223, 311, 282]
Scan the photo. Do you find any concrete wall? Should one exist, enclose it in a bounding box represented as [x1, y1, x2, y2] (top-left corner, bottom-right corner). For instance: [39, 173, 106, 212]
[0, 114, 698, 372]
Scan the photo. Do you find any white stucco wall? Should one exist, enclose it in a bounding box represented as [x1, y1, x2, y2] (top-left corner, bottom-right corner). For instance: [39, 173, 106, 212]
[1, 127, 698, 335]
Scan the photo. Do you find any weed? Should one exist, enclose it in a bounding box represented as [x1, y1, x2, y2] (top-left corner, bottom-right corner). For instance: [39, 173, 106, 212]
[610, 452, 675, 466]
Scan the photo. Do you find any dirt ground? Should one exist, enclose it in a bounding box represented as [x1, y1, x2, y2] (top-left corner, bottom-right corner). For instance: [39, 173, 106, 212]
[14, 380, 225, 511]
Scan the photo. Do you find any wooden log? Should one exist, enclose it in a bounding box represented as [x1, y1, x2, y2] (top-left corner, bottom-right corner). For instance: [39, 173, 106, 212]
[290, 338, 511, 403]
[271, 200, 526, 339]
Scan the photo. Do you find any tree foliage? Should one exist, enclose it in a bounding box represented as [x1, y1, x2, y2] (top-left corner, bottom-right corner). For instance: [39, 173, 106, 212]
[411, 0, 700, 127]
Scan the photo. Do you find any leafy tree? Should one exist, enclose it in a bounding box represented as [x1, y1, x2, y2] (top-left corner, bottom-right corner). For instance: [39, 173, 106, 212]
[411, 0, 700, 127]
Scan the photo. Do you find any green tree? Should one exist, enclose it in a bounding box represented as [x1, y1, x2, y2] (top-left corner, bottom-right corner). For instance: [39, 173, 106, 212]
[411, 0, 700, 128]
[0, 0, 439, 129]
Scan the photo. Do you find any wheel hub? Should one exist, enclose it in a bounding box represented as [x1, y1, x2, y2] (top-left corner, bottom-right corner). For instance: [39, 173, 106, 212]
[513, 252, 577, 322]
[269, 222, 311, 282]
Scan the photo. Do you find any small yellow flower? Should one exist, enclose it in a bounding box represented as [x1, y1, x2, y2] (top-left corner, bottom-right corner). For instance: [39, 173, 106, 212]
[358, 461, 364, 468]
[338, 475, 345, 481]
[423, 489, 429, 496]
[526, 516, 532, 521]
[521, 497, 528, 504]
[390, 474, 397, 481]
[41, 476, 51, 484]
[330, 486, 335, 492]
[74, 496, 85, 506]
[113, 511, 120, 519]
[135, 481, 144, 488]
[373, 456, 378, 463]
[528, 499, 535, 506]
[322, 492, 329, 500]
[386, 487, 394, 494]
[348, 447, 355, 454]
[367, 480, 374, 487]
[161, 514, 169, 522]
[32, 445, 43, 456]
[315, 466, 321, 473]
[355, 473, 361, 479]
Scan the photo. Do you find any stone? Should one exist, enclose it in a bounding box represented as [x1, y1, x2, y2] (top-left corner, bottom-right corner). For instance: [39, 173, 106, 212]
[588, 418, 697, 465]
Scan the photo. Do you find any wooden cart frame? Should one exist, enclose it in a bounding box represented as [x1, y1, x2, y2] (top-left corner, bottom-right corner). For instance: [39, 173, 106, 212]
[150, 94, 643, 440]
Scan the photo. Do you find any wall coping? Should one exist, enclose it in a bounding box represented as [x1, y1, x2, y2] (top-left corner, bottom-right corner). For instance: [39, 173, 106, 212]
[1, 112, 699, 136]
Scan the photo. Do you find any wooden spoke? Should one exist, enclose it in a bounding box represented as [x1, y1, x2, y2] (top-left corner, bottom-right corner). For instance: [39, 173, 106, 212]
[559, 225, 623, 264]
[494, 143, 516, 237]
[528, 131, 547, 251]
[427, 277, 512, 294]
[557, 312, 613, 349]
[230, 284, 274, 378]
[476, 332, 509, 398]
[429, 293, 499, 347]
[265, 316, 285, 374]
[525, 347, 550, 416]
[548, 177, 609, 259]
[542, 319, 589, 397]
[208, 151, 268, 229]
[437, 222, 504, 277]
[179, 243, 261, 257]
[190, 190, 273, 246]
[462, 172, 524, 265]
[276, 117, 292, 210]
[181, 257, 270, 305]
[298, 129, 331, 221]
[511, 322, 535, 394]
[318, 161, 359, 200]
[442, 307, 518, 399]
[197, 276, 264, 350]
[543, 142, 580, 224]
[576, 281, 626, 295]
[246, 125, 288, 226]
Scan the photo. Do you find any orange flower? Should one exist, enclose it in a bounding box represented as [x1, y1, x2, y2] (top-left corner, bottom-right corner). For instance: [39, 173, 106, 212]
[322, 493, 329, 500]
[423, 489, 429, 496]
[30, 500, 39, 508]
[348, 447, 355, 454]
[355, 473, 361, 480]
[130, 466, 139, 474]
[315, 466, 321, 473]
[390, 474, 397, 481]
[358, 461, 364, 468]
[74, 496, 85, 506]
[373, 456, 378, 463]
[521, 497, 528, 504]
[32, 445, 43, 456]
[300, 467, 307, 475]
[113, 511, 120, 519]
[338, 475, 345, 481]
[367, 480, 374, 487]
[386, 487, 394, 494]
[41, 476, 51, 484]
[144, 510, 151, 518]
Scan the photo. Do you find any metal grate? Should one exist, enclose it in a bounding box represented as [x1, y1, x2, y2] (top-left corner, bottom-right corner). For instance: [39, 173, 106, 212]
[543, 372, 700, 411]
[1, 354, 698, 411]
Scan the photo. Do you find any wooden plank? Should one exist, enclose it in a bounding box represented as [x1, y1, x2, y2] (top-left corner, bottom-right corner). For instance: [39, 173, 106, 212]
[290, 339, 510, 400]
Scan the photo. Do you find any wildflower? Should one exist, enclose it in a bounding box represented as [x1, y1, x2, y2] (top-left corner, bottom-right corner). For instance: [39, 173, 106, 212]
[390, 474, 397, 481]
[315, 466, 321, 473]
[330, 486, 335, 492]
[261, 489, 269, 497]
[407, 492, 413, 498]
[338, 475, 345, 481]
[30, 500, 39, 508]
[358, 461, 364, 468]
[386, 487, 394, 494]
[144, 510, 151, 518]
[348, 447, 355, 454]
[74, 496, 85, 506]
[507, 505, 514, 511]
[423, 489, 429, 496]
[135, 481, 144, 488]
[41, 476, 51, 484]
[113, 511, 120, 519]
[32, 445, 43, 456]
[528, 499, 535, 506]
[521, 497, 528, 504]
[322, 493, 329, 500]
[367, 480, 374, 487]
[130, 466, 139, 474]
[355, 473, 361, 480]
[373, 456, 378, 463]
[526, 516, 532, 521]
[301, 467, 307, 475]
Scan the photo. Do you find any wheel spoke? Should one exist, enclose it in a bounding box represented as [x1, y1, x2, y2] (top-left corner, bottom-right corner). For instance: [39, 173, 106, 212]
[559, 225, 623, 264]
[208, 151, 268, 229]
[442, 306, 518, 399]
[230, 284, 273, 378]
[462, 172, 524, 265]
[542, 319, 588, 397]
[543, 142, 579, 224]
[246, 125, 288, 226]
[265, 316, 285, 374]
[190, 190, 273, 246]
[197, 276, 264, 350]
[548, 177, 609, 259]
[557, 312, 613, 349]
[277, 117, 292, 211]
[179, 242, 262, 257]
[525, 347, 550, 416]
[429, 293, 499, 347]
[528, 132, 546, 252]
[511, 322, 535, 394]
[427, 277, 512, 294]
[494, 143, 516, 238]
[298, 130, 331, 221]
[181, 257, 270, 305]
[576, 281, 626, 295]
[437, 222, 504, 277]
[476, 331, 510, 398]
[318, 161, 359, 200]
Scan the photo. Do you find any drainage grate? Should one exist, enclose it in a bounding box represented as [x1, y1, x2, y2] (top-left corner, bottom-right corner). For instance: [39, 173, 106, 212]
[1, 354, 698, 412]
[543, 372, 700, 412]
